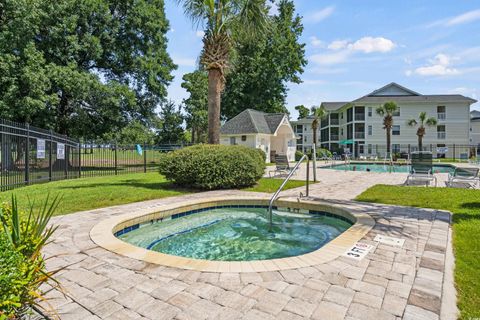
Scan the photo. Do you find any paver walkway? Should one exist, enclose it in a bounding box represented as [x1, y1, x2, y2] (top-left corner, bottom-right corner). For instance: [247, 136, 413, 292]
[39, 180, 455, 320]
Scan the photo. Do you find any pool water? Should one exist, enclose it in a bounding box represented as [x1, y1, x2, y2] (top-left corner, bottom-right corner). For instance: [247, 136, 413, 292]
[320, 162, 455, 173]
[117, 207, 352, 261]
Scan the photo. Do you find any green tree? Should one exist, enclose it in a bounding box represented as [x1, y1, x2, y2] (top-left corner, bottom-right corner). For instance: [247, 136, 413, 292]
[156, 101, 185, 144]
[0, 0, 175, 138]
[376, 101, 398, 155]
[295, 105, 310, 119]
[103, 120, 156, 145]
[310, 106, 328, 149]
[222, 0, 306, 119]
[176, 0, 269, 144]
[181, 70, 208, 143]
[407, 112, 437, 151]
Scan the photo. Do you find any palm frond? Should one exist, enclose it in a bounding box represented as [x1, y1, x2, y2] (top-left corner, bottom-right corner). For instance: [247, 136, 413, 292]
[383, 101, 398, 113]
[375, 106, 385, 116]
[407, 119, 417, 127]
[425, 117, 438, 126]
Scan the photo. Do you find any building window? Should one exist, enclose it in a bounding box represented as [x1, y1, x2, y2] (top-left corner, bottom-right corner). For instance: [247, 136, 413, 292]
[392, 144, 400, 153]
[296, 125, 303, 133]
[368, 125, 372, 136]
[368, 144, 372, 154]
[341, 128, 344, 135]
[437, 106, 446, 120]
[230, 137, 236, 145]
[393, 107, 400, 117]
[304, 127, 307, 132]
[304, 137, 307, 143]
[392, 125, 400, 135]
[241, 135, 247, 141]
[437, 125, 446, 139]
[368, 107, 372, 117]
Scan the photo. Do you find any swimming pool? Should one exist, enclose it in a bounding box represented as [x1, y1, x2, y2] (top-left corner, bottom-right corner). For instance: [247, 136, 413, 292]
[320, 162, 455, 173]
[115, 205, 352, 261]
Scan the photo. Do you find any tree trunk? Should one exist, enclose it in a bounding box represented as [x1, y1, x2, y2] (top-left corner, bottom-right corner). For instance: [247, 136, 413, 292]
[312, 119, 318, 150]
[207, 68, 222, 144]
[418, 134, 423, 151]
[386, 127, 391, 154]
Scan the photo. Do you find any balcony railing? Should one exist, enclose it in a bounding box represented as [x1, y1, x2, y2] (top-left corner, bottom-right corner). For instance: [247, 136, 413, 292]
[355, 132, 365, 139]
[438, 132, 446, 139]
[330, 119, 339, 125]
[355, 114, 365, 121]
[437, 112, 446, 120]
[330, 134, 339, 141]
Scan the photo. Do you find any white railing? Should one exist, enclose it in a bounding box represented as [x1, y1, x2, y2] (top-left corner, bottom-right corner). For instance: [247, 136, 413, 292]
[437, 112, 446, 120]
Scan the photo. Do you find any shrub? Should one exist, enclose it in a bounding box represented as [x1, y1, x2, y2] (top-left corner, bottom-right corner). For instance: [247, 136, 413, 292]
[159, 145, 266, 190]
[0, 195, 60, 319]
[295, 150, 304, 161]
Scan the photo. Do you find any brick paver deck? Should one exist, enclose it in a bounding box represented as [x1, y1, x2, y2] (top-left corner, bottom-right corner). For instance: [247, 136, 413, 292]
[39, 173, 455, 320]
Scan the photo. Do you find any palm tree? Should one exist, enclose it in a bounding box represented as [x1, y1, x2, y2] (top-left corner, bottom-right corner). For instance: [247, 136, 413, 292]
[407, 112, 437, 151]
[376, 101, 398, 155]
[176, 0, 269, 144]
[311, 106, 328, 150]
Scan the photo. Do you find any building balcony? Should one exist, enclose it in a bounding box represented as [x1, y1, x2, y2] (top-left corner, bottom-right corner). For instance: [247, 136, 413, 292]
[330, 119, 339, 125]
[330, 134, 339, 141]
[355, 114, 365, 121]
[437, 132, 446, 139]
[355, 132, 365, 139]
[437, 112, 446, 120]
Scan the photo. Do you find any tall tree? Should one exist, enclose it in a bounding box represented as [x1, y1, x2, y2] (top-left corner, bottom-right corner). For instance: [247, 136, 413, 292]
[295, 105, 310, 119]
[181, 70, 209, 143]
[156, 101, 185, 144]
[222, 0, 306, 119]
[376, 101, 398, 155]
[407, 112, 437, 151]
[176, 0, 269, 144]
[311, 106, 328, 150]
[0, 0, 176, 138]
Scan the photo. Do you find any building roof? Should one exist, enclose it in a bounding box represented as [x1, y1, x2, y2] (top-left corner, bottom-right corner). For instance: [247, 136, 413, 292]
[471, 110, 480, 121]
[220, 109, 287, 135]
[321, 102, 349, 111]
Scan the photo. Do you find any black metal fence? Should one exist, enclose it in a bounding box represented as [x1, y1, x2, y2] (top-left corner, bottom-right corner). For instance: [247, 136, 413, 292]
[0, 119, 81, 191]
[0, 119, 190, 191]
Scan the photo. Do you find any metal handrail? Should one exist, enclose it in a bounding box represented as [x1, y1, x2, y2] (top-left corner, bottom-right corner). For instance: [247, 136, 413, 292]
[268, 154, 308, 231]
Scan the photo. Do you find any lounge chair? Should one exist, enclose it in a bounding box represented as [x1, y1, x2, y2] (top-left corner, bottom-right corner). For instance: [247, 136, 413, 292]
[446, 167, 480, 189]
[269, 155, 297, 177]
[406, 152, 437, 187]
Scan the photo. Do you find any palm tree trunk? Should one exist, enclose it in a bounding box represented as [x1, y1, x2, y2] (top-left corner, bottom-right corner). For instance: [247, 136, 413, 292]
[312, 121, 318, 150]
[418, 135, 423, 151]
[207, 68, 222, 144]
[386, 127, 391, 154]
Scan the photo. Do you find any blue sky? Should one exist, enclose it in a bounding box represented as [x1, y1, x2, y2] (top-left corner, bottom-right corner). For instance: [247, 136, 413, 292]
[165, 0, 480, 118]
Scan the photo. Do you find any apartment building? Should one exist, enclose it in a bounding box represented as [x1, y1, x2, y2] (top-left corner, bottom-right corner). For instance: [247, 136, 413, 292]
[292, 83, 477, 158]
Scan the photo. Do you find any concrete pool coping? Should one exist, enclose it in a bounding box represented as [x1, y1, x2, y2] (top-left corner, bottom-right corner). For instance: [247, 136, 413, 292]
[90, 196, 375, 272]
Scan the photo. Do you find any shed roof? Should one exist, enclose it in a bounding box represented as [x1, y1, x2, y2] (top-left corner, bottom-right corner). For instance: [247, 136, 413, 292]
[220, 109, 287, 135]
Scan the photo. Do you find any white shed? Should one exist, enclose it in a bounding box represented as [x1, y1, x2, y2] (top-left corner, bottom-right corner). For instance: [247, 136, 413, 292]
[220, 109, 296, 163]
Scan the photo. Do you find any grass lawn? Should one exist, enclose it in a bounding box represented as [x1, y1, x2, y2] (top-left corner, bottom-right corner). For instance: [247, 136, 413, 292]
[0, 173, 307, 216]
[356, 185, 480, 318]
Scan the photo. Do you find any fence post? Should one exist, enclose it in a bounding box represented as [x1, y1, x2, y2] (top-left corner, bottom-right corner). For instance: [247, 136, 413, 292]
[78, 141, 81, 178]
[49, 130, 53, 181]
[25, 123, 30, 185]
[64, 136, 68, 179]
[143, 142, 147, 173]
[114, 141, 118, 175]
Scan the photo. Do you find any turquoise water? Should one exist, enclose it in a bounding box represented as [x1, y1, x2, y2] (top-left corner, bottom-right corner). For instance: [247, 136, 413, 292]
[320, 162, 455, 173]
[118, 207, 352, 261]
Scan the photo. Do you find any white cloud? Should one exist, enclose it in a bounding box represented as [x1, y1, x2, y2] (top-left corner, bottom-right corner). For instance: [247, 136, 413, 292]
[195, 30, 205, 38]
[446, 9, 480, 26]
[347, 37, 396, 53]
[307, 6, 335, 23]
[173, 56, 196, 67]
[310, 51, 350, 65]
[328, 40, 349, 50]
[407, 53, 460, 76]
[309, 36, 324, 48]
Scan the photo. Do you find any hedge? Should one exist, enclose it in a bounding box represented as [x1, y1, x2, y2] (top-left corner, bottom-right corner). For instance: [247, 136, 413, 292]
[159, 145, 266, 190]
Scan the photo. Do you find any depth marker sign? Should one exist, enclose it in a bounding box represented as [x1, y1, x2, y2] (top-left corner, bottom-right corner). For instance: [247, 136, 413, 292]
[343, 242, 374, 260]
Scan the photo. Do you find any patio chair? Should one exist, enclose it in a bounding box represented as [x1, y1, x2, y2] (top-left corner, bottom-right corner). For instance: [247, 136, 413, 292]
[446, 167, 480, 189]
[406, 152, 437, 187]
[269, 154, 297, 177]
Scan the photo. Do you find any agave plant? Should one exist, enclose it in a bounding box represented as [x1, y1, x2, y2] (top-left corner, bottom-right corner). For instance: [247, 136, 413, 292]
[0, 194, 61, 318]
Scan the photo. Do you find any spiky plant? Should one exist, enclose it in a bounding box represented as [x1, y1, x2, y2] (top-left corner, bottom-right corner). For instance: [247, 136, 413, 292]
[376, 101, 398, 155]
[407, 112, 437, 151]
[176, 0, 269, 144]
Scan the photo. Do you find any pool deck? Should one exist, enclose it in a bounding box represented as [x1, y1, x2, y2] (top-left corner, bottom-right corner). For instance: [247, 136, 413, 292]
[39, 174, 456, 320]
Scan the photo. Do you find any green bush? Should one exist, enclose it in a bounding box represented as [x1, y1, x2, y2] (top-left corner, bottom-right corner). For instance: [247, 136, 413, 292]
[295, 150, 304, 161]
[0, 196, 59, 319]
[159, 145, 266, 190]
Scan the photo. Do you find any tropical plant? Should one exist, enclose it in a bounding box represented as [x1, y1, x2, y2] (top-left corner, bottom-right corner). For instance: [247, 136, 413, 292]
[407, 112, 437, 151]
[176, 0, 269, 144]
[311, 106, 328, 150]
[376, 101, 398, 155]
[0, 195, 61, 318]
